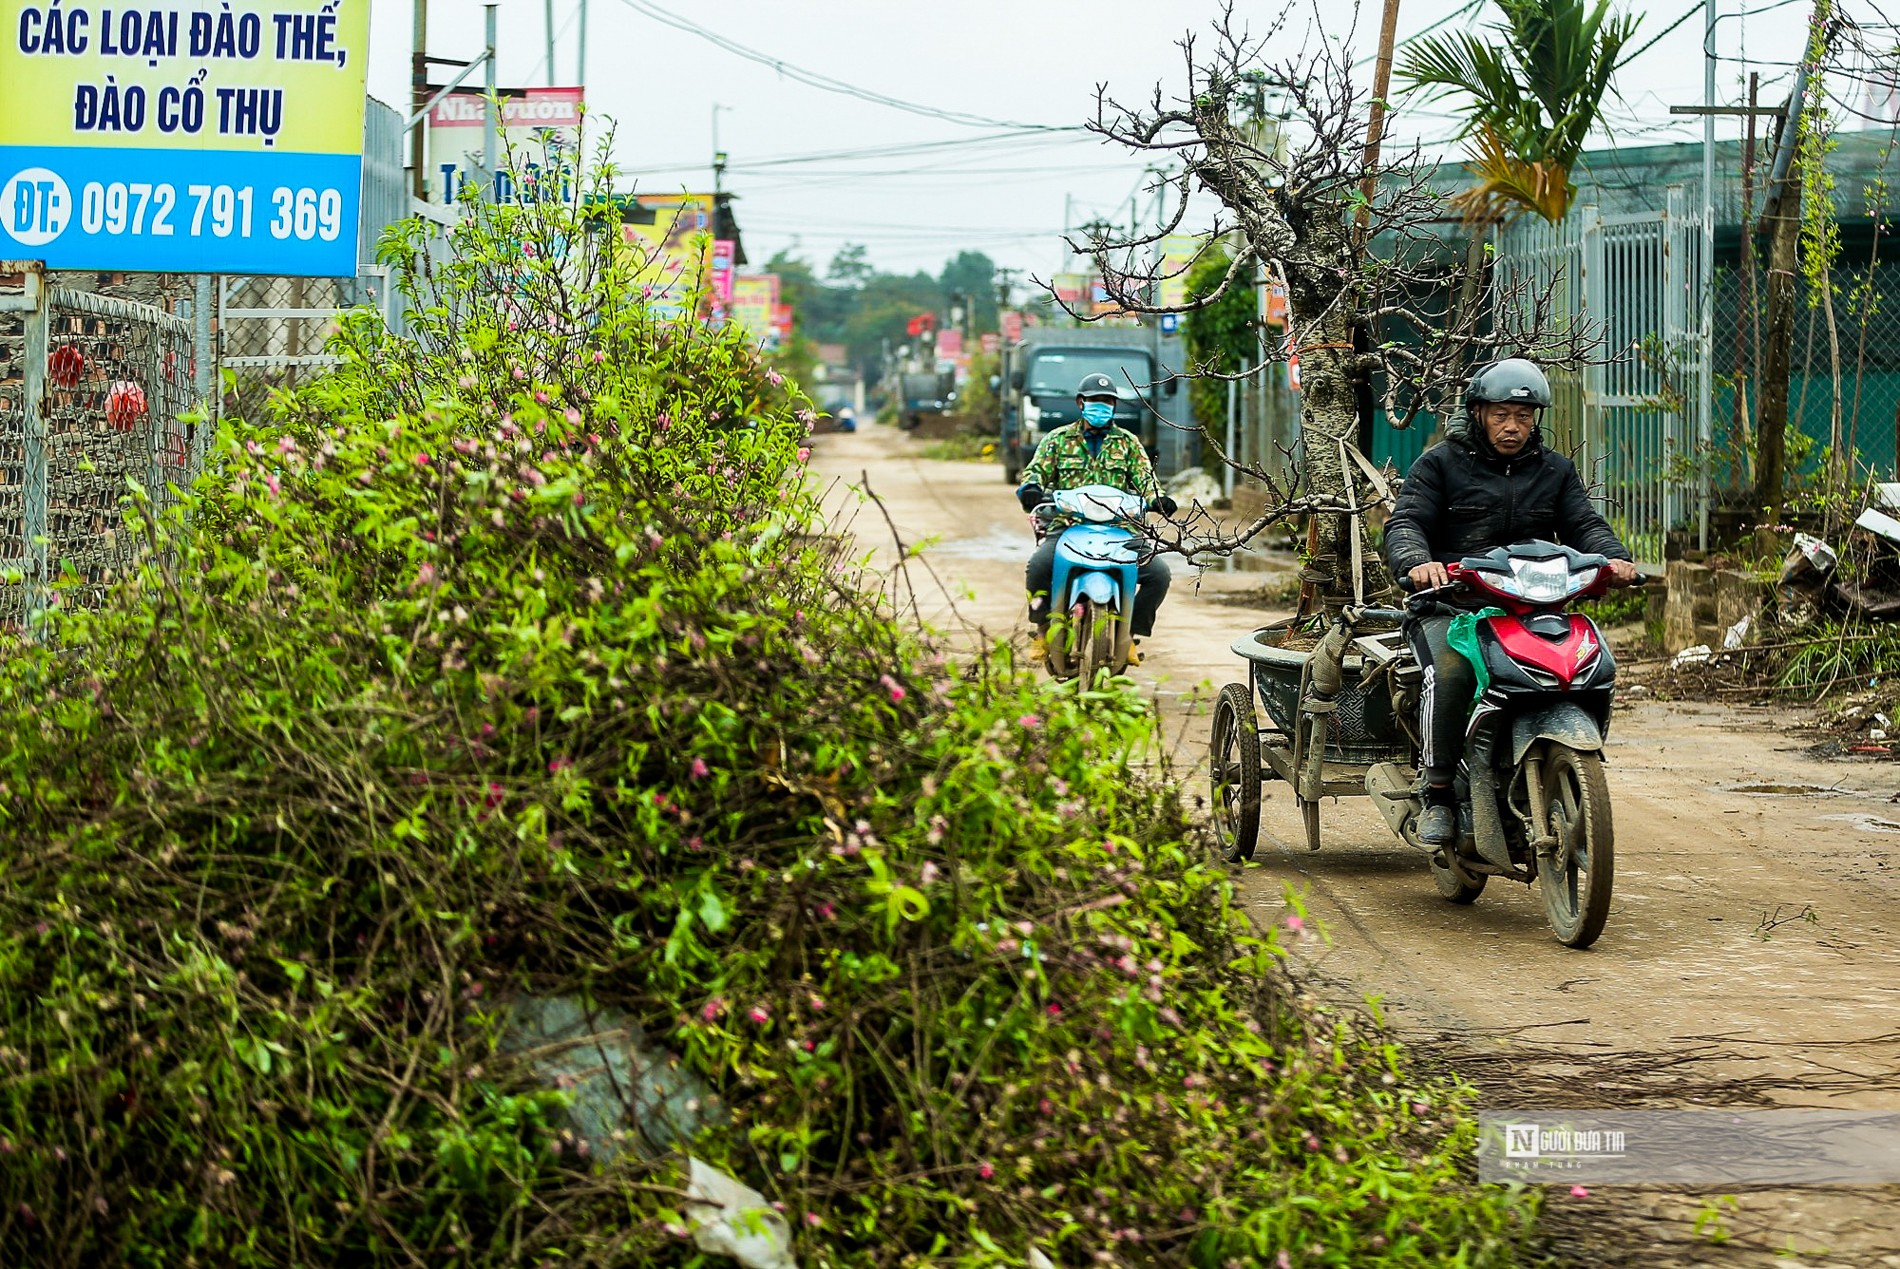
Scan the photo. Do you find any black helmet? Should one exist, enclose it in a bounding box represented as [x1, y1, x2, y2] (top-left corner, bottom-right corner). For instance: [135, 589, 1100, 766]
[1462, 358, 1551, 433]
[1075, 372, 1120, 401]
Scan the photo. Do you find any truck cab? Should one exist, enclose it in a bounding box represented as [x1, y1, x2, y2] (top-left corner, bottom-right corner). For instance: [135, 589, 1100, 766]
[898, 371, 954, 431]
[1000, 343, 1165, 483]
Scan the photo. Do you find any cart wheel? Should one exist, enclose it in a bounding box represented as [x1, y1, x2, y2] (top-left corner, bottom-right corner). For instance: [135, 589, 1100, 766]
[1209, 683, 1262, 862]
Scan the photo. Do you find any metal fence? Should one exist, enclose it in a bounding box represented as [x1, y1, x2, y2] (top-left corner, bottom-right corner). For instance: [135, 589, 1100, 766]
[217, 97, 409, 421]
[217, 272, 387, 421]
[0, 263, 207, 632]
[1711, 259, 1900, 487]
[1492, 186, 1708, 565]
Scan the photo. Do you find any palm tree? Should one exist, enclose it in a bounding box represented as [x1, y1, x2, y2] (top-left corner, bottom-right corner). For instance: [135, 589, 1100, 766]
[1398, 0, 1641, 223]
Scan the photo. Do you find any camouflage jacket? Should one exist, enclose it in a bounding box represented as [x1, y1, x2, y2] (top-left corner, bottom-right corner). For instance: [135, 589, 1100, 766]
[1018, 424, 1159, 530]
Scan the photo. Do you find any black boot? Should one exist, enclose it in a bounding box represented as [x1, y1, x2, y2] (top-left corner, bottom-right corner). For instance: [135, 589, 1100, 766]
[1418, 787, 1457, 846]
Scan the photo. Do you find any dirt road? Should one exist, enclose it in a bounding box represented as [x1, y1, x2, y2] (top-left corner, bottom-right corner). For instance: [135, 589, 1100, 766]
[813, 423, 1900, 1265]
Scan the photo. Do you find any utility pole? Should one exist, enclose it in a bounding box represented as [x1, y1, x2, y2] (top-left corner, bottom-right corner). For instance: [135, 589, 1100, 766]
[712, 103, 729, 199]
[1737, 72, 1760, 446]
[577, 0, 588, 86]
[482, 2, 498, 201]
[545, 0, 556, 87]
[411, 0, 428, 199]
[1356, 0, 1403, 235]
[1349, 0, 1402, 464]
[1699, 0, 1716, 550]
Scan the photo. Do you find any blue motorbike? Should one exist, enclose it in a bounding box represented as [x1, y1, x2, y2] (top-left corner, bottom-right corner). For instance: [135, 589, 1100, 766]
[1030, 484, 1150, 683]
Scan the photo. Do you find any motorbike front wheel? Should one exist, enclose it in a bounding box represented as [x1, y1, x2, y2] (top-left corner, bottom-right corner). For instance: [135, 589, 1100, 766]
[1074, 600, 1100, 688]
[1537, 742, 1615, 948]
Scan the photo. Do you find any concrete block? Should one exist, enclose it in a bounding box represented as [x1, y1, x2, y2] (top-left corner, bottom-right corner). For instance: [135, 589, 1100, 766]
[1665, 561, 1714, 651]
[1714, 569, 1771, 635]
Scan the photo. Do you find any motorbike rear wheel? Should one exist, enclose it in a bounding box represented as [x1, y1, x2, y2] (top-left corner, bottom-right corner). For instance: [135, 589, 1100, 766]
[1209, 683, 1262, 862]
[1429, 850, 1487, 904]
[1537, 742, 1615, 948]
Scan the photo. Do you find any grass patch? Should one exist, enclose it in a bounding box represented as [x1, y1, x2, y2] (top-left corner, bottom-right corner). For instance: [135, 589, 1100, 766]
[916, 430, 998, 463]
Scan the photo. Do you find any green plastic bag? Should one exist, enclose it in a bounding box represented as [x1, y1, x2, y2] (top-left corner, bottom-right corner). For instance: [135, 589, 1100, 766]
[1445, 606, 1505, 704]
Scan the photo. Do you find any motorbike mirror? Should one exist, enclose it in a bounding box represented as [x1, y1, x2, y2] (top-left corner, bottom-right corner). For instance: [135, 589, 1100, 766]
[1008, 370, 1024, 391]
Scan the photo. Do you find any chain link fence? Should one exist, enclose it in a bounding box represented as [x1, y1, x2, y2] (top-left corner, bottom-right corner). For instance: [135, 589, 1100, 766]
[216, 273, 386, 422]
[1711, 261, 1900, 490]
[0, 265, 204, 633]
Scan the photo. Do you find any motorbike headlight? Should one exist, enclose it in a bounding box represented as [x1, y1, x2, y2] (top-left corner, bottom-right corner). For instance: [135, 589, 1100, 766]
[1567, 567, 1600, 594]
[1509, 557, 1570, 604]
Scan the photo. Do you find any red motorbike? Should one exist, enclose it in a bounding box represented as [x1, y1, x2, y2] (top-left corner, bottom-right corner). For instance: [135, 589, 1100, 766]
[1212, 541, 1623, 948]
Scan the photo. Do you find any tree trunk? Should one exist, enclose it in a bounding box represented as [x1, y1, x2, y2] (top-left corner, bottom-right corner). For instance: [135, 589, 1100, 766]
[1755, 163, 1802, 525]
[1288, 214, 1385, 612]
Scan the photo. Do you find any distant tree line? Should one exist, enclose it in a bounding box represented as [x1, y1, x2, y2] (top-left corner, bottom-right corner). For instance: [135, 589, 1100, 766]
[766, 244, 1002, 387]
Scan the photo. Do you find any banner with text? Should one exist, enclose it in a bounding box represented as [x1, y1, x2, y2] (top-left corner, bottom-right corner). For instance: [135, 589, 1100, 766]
[430, 86, 580, 205]
[729, 273, 778, 347]
[1, 0, 370, 274]
[621, 192, 715, 319]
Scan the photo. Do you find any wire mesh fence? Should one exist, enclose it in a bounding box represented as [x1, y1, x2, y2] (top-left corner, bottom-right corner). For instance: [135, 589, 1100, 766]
[217, 273, 383, 422]
[0, 266, 204, 633]
[1711, 260, 1900, 491]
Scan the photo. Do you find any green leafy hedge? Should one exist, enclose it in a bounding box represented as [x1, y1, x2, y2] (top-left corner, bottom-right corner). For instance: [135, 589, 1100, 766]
[0, 178, 1534, 1267]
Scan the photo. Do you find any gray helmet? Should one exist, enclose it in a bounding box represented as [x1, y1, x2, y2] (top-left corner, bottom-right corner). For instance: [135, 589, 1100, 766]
[1461, 358, 1551, 436]
[1075, 372, 1120, 401]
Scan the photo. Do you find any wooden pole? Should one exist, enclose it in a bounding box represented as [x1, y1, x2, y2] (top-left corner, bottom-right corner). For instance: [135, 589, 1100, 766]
[1357, 0, 1404, 238]
[1756, 123, 1803, 526]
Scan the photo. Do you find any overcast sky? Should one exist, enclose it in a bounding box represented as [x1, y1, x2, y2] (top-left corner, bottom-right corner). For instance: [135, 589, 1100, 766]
[368, 0, 1847, 282]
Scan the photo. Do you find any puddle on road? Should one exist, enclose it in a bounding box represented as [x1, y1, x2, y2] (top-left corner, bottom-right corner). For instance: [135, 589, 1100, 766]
[1727, 783, 1841, 796]
[924, 531, 1202, 576]
[927, 528, 1033, 563]
[1821, 813, 1900, 834]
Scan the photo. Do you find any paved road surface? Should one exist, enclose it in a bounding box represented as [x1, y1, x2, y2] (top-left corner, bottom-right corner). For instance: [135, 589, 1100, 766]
[812, 423, 1900, 1266]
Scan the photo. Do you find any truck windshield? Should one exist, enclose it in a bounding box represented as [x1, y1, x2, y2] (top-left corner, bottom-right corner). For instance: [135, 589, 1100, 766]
[1026, 351, 1153, 398]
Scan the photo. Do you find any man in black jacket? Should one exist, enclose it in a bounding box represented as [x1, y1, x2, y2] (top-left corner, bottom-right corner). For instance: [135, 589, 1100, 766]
[1384, 358, 1640, 846]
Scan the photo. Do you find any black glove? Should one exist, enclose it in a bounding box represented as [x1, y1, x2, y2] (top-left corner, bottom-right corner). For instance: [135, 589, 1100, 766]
[1150, 494, 1178, 518]
[1017, 483, 1047, 513]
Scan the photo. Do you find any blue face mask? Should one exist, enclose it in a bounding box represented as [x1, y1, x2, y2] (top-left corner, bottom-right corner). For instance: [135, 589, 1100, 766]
[1079, 401, 1115, 429]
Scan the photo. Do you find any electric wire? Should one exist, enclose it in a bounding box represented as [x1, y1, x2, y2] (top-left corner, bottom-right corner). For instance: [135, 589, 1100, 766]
[608, 0, 1079, 131]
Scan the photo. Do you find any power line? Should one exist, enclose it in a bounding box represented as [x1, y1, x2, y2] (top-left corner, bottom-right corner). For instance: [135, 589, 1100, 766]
[622, 130, 1094, 176]
[609, 0, 1081, 131]
[1358, 0, 1486, 68]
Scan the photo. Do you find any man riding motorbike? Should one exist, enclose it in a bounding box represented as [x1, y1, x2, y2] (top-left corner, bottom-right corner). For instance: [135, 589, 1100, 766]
[1384, 358, 1641, 846]
[1016, 372, 1177, 664]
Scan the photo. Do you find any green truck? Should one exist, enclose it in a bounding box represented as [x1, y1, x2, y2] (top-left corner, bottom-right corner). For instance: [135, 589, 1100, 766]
[997, 329, 1176, 483]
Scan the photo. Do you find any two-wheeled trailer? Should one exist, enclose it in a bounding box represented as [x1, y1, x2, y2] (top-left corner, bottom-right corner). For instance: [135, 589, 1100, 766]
[1210, 544, 1623, 949]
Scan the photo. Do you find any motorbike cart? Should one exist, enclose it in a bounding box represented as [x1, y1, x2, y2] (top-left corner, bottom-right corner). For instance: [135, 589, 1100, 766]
[1208, 541, 1622, 949]
[1032, 485, 1149, 685]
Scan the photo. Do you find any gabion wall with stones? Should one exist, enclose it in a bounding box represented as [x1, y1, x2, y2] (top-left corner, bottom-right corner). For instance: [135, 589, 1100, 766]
[0, 271, 204, 632]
